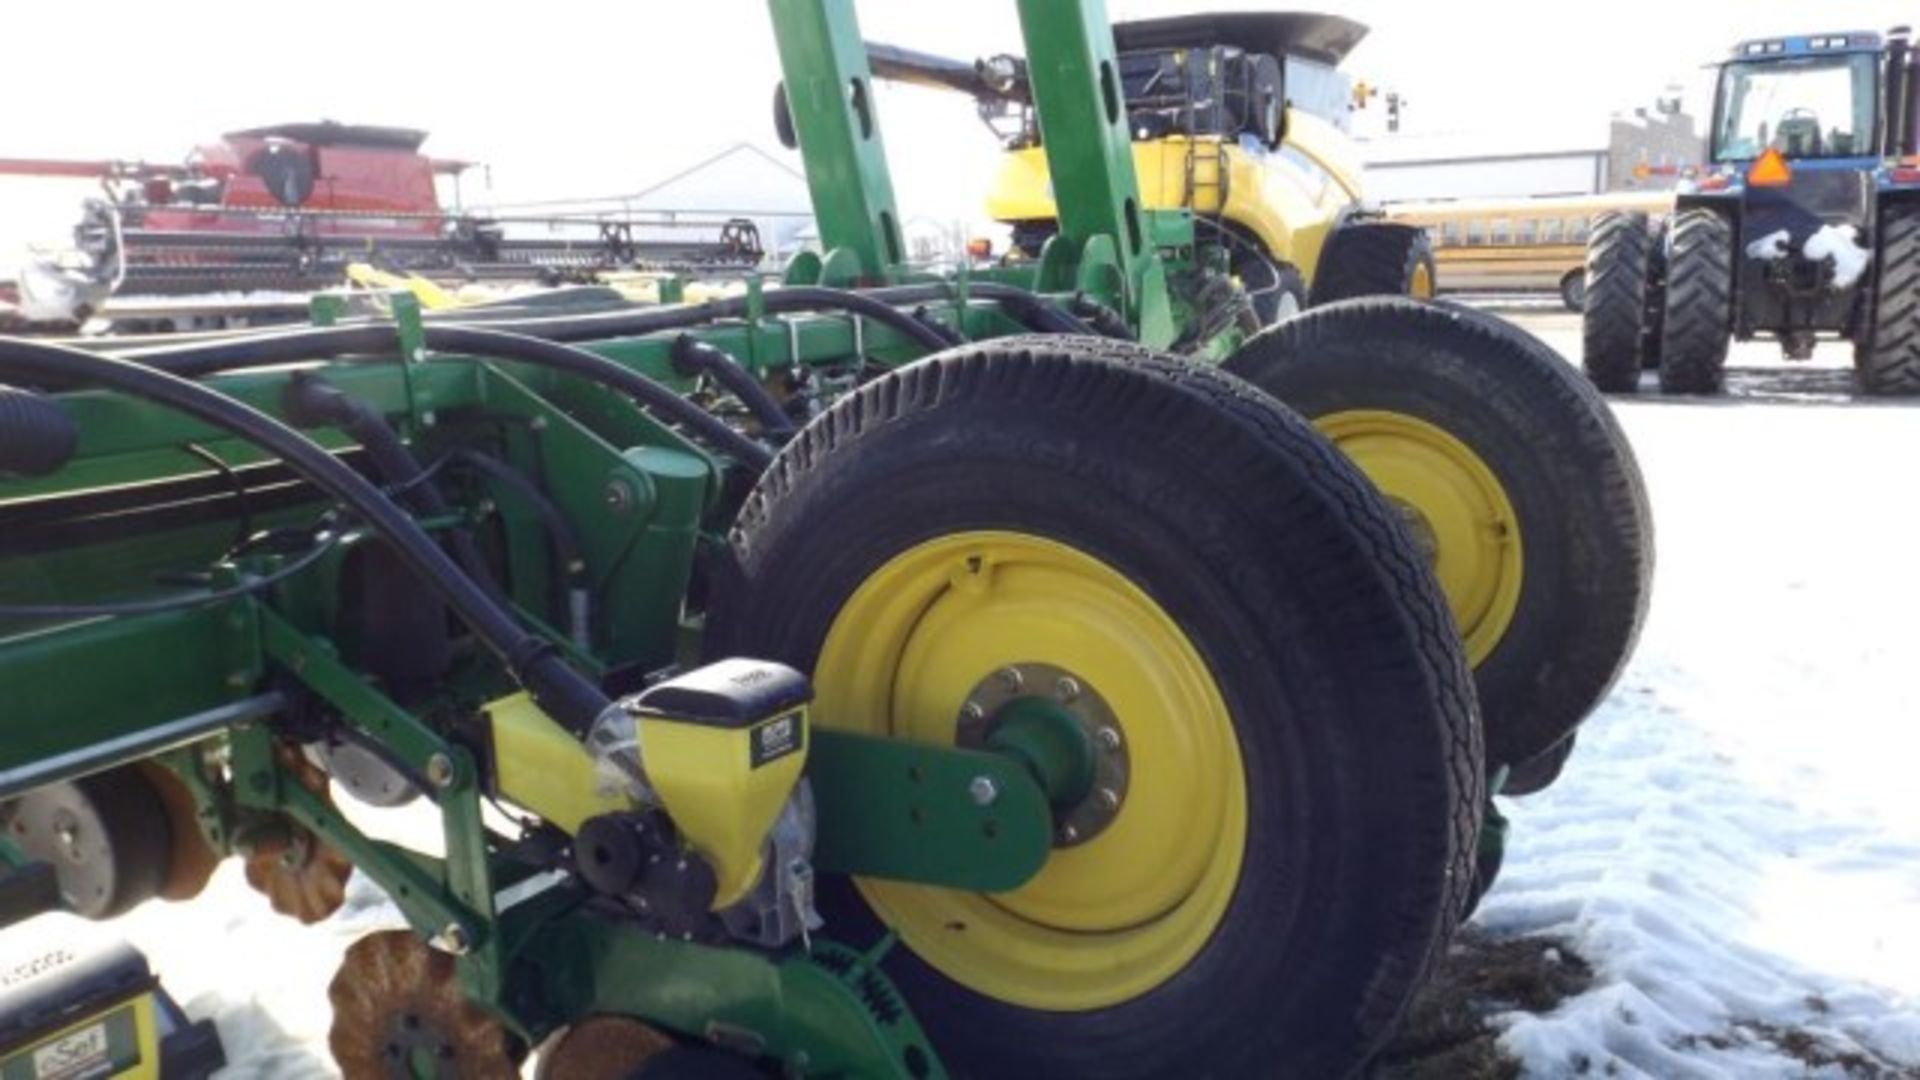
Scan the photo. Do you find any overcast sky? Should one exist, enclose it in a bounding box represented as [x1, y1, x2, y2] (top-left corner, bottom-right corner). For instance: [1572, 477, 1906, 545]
[5, 1, 1916, 257]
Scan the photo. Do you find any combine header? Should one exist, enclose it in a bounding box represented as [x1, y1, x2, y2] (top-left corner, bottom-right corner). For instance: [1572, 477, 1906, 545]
[0, 122, 763, 329]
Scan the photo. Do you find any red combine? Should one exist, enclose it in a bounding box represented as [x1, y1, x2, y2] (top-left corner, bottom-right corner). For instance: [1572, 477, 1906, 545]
[1, 121, 762, 327]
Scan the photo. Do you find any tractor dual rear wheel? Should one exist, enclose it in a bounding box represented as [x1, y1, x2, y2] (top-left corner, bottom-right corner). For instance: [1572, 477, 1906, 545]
[1311, 221, 1438, 306]
[1582, 210, 1653, 392]
[1224, 298, 1654, 779]
[1658, 208, 1734, 395]
[719, 336, 1482, 1078]
[1855, 201, 1920, 395]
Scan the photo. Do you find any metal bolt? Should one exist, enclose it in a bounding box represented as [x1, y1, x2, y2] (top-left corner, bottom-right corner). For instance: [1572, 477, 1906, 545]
[603, 480, 634, 512]
[435, 923, 471, 955]
[1096, 725, 1122, 751]
[1055, 677, 1081, 703]
[968, 776, 999, 806]
[1096, 787, 1121, 811]
[997, 666, 1025, 691]
[528, 415, 549, 432]
[961, 702, 985, 723]
[1058, 823, 1080, 844]
[425, 753, 455, 789]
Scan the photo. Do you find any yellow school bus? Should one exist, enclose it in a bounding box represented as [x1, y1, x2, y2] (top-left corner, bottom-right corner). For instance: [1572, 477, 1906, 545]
[1387, 192, 1674, 309]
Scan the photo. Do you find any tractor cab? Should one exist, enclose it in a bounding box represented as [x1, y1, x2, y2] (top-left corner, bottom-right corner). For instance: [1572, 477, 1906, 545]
[1713, 35, 1885, 165]
[1582, 26, 1920, 396]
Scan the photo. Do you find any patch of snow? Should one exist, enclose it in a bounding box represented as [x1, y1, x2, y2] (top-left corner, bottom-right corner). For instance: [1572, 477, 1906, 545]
[1745, 229, 1791, 261]
[1483, 402, 1920, 1077]
[1804, 225, 1873, 290]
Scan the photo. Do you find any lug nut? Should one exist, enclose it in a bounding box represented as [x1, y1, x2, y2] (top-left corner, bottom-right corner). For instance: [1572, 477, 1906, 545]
[969, 776, 999, 806]
[1096, 725, 1122, 751]
[961, 702, 985, 723]
[1055, 677, 1081, 703]
[998, 666, 1025, 691]
[1096, 787, 1120, 811]
[1058, 823, 1080, 843]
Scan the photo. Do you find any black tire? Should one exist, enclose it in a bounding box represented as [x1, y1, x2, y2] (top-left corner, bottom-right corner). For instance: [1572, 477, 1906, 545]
[718, 336, 1482, 1079]
[1233, 246, 1307, 325]
[1559, 269, 1587, 312]
[1502, 733, 1578, 797]
[1310, 222, 1437, 306]
[1657, 209, 1733, 395]
[1224, 299, 1654, 770]
[1582, 211, 1652, 392]
[1855, 202, 1920, 395]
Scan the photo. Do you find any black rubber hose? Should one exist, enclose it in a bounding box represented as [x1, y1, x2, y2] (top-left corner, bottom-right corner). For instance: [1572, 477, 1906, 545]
[282, 374, 508, 606]
[0, 337, 610, 734]
[112, 324, 776, 471]
[928, 282, 1093, 336]
[423, 326, 775, 470]
[0, 385, 80, 477]
[670, 336, 796, 438]
[1068, 294, 1136, 340]
[911, 305, 968, 347]
[443, 448, 591, 648]
[471, 285, 960, 349]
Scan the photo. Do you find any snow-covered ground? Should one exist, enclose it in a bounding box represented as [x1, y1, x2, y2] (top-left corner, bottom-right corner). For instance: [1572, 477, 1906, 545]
[20, 313, 1920, 1077]
[1482, 315, 1920, 1077]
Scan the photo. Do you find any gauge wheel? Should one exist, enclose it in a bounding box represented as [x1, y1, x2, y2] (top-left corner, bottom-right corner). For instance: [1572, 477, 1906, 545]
[1225, 298, 1653, 773]
[716, 335, 1482, 1078]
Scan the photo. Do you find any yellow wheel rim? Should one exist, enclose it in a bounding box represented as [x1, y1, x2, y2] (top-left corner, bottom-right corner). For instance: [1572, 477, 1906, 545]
[1317, 410, 1522, 665]
[814, 531, 1246, 1011]
[1410, 260, 1436, 299]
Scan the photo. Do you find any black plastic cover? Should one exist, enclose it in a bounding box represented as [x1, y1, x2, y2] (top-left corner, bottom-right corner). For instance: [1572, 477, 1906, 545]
[0, 932, 152, 1049]
[1113, 12, 1369, 66]
[627, 658, 811, 729]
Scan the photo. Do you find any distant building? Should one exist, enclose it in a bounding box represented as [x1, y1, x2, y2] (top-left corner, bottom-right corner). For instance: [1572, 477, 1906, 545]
[1361, 103, 1705, 204]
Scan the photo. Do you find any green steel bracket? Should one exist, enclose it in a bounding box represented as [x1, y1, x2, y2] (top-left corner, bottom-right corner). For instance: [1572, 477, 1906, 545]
[226, 725, 476, 940]
[808, 729, 1052, 892]
[528, 915, 945, 1079]
[783, 249, 825, 286]
[391, 293, 432, 427]
[1014, 0, 1174, 338]
[260, 610, 451, 769]
[249, 616, 507, 997]
[768, 0, 904, 283]
[308, 293, 344, 326]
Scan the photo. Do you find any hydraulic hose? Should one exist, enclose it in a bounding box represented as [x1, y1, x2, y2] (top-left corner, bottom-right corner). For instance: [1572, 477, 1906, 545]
[282, 373, 508, 606]
[407, 282, 1085, 344]
[0, 385, 78, 477]
[443, 448, 591, 648]
[113, 323, 776, 471]
[670, 336, 796, 439]
[0, 336, 610, 733]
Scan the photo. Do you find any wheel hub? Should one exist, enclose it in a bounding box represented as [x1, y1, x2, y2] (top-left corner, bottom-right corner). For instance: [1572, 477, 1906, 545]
[955, 662, 1128, 848]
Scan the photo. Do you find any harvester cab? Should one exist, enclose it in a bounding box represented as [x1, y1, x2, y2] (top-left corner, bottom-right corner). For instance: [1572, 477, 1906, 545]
[1582, 27, 1920, 395]
[775, 11, 1433, 329]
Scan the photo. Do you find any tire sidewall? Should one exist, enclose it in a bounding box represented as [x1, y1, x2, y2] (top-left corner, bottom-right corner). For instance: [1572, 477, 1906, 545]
[721, 340, 1477, 1078]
